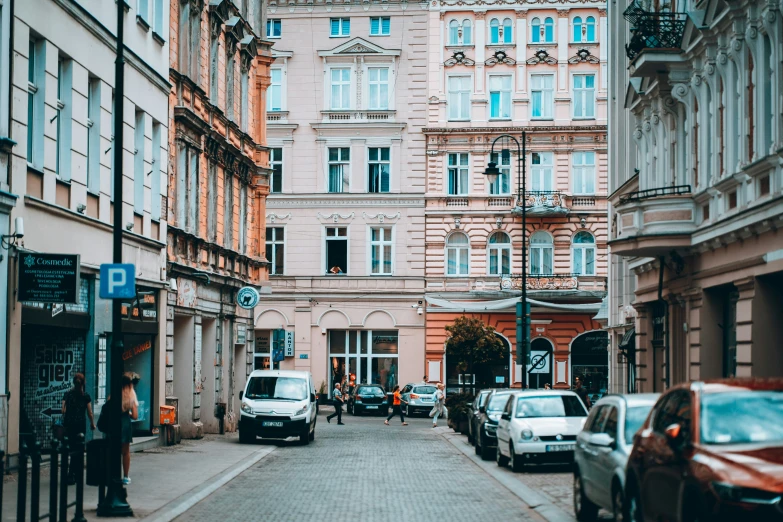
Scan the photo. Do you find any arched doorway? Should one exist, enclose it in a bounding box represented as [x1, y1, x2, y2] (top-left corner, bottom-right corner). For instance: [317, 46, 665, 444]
[445, 334, 511, 393]
[571, 331, 609, 403]
[527, 338, 554, 390]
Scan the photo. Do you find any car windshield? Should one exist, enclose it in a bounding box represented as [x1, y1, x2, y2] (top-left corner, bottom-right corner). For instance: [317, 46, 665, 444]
[701, 391, 783, 445]
[515, 395, 587, 418]
[245, 377, 308, 401]
[479, 392, 490, 408]
[413, 386, 437, 394]
[487, 393, 513, 412]
[624, 405, 653, 444]
[357, 386, 385, 397]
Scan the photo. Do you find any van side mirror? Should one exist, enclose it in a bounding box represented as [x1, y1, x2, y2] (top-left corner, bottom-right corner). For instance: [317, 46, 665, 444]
[501, 412, 510, 420]
[239, 391, 243, 400]
[310, 393, 316, 403]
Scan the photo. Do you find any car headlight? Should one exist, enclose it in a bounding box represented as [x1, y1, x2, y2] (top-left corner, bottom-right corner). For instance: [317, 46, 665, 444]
[485, 423, 497, 432]
[521, 429, 534, 441]
[294, 406, 308, 416]
[241, 403, 253, 414]
[711, 482, 781, 505]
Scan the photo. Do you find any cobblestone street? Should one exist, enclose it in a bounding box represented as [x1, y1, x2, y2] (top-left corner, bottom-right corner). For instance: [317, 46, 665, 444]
[176, 412, 544, 522]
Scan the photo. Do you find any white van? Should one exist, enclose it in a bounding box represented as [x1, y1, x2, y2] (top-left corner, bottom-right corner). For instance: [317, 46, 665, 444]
[239, 370, 317, 445]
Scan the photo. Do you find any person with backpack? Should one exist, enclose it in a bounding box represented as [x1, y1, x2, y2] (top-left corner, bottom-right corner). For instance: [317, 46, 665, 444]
[61, 373, 95, 484]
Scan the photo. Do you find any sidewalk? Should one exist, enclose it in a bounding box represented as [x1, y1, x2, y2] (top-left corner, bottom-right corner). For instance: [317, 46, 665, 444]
[2, 433, 275, 521]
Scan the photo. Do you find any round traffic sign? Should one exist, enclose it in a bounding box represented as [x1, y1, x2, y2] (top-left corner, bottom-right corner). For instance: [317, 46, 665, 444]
[236, 286, 260, 309]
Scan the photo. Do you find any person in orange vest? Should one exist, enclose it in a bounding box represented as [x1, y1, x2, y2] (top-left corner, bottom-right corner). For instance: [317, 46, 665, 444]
[384, 385, 408, 426]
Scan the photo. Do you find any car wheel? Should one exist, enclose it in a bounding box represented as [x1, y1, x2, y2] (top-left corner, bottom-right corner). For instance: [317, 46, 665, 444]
[612, 482, 625, 522]
[510, 443, 524, 472]
[573, 471, 598, 521]
[624, 481, 643, 522]
[496, 444, 509, 467]
[467, 425, 474, 445]
[238, 428, 254, 444]
[309, 426, 315, 441]
[475, 438, 482, 455]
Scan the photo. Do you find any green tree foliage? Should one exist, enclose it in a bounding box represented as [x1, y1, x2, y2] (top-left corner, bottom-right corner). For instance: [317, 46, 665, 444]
[445, 316, 506, 388]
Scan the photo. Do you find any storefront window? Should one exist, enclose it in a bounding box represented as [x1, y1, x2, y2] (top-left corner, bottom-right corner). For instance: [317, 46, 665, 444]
[328, 330, 398, 396]
[254, 330, 272, 370]
[123, 334, 154, 433]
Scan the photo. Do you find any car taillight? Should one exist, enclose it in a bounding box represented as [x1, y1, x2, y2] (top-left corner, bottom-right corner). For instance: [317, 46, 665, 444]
[355, 396, 363, 402]
[411, 393, 420, 399]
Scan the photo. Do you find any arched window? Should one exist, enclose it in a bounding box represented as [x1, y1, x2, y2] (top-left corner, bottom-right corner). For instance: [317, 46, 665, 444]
[573, 17, 583, 42]
[585, 16, 596, 42]
[490, 18, 500, 44]
[531, 17, 541, 43]
[544, 17, 555, 43]
[462, 19, 472, 44]
[446, 232, 470, 276]
[449, 20, 460, 45]
[503, 18, 513, 44]
[530, 231, 553, 275]
[487, 232, 511, 275]
[571, 231, 595, 276]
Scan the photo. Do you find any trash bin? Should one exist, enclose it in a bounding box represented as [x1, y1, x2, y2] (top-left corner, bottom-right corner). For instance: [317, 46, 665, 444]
[86, 438, 107, 486]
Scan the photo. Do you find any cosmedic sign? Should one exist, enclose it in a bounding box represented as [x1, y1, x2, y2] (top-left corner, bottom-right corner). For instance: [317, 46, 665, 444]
[19, 253, 81, 304]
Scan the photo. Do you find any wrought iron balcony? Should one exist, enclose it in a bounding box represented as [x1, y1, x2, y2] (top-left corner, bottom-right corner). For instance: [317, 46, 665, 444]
[623, 1, 687, 61]
[512, 191, 568, 216]
[501, 274, 578, 291]
[619, 184, 691, 204]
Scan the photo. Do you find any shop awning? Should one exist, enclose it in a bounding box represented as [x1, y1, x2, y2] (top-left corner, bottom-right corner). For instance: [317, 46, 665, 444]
[425, 295, 602, 314]
[619, 328, 636, 349]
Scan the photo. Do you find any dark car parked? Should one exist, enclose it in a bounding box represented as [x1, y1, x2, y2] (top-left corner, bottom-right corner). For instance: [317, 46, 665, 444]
[625, 378, 783, 522]
[468, 390, 492, 446]
[474, 389, 517, 460]
[347, 384, 388, 416]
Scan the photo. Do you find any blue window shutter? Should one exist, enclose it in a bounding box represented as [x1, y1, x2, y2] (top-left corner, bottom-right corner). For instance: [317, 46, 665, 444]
[371, 18, 379, 34]
[382, 17, 390, 34]
[342, 18, 350, 35]
[331, 19, 339, 35]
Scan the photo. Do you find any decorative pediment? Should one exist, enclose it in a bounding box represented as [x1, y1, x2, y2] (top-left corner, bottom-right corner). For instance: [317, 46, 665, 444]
[224, 16, 245, 47]
[526, 48, 557, 65]
[444, 50, 475, 67]
[208, 0, 230, 23]
[567, 48, 600, 64]
[318, 38, 401, 57]
[240, 35, 257, 70]
[485, 50, 516, 66]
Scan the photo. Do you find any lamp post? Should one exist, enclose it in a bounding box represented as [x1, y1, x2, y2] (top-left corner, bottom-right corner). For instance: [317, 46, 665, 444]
[484, 133, 530, 390]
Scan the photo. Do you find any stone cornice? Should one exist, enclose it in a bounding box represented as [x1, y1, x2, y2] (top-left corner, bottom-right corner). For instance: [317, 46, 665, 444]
[267, 196, 425, 207]
[423, 125, 607, 134]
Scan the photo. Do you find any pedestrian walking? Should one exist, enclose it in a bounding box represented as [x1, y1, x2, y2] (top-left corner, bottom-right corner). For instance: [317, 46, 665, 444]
[574, 376, 591, 410]
[326, 381, 345, 425]
[384, 385, 408, 426]
[429, 383, 446, 428]
[61, 372, 95, 484]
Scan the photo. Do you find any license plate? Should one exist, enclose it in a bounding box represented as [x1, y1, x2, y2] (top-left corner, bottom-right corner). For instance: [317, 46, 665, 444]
[366, 405, 378, 409]
[546, 444, 575, 452]
[422, 399, 433, 403]
[262, 421, 284, 427]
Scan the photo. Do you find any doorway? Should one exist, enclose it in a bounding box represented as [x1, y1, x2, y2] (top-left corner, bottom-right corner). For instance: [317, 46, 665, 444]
[527, 338, 554, 389]
[571, 331, 609, 403]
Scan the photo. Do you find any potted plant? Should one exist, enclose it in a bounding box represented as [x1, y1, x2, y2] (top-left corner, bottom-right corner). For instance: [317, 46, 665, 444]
[317, 381, 329, 405]
[445, 392, 474, 434]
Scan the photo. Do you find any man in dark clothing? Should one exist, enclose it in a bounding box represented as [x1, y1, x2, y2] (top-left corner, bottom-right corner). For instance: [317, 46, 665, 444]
[574, 376, 591, 410]
[326, 382, 344, 425]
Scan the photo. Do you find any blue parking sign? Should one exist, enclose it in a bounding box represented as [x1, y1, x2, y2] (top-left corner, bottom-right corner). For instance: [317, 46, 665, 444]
[99, 264, 136, 299]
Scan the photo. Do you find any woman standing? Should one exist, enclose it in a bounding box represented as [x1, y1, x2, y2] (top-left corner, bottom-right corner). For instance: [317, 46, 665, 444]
[61, 373, 95, 483]
[384, 385, 408, 426]
[430, 383, 446, 428]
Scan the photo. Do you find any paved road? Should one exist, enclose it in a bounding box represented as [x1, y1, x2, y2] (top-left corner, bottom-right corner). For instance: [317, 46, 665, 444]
[177, 411, 542, 522]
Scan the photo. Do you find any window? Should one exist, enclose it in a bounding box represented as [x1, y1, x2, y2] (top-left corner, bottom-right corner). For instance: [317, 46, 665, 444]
[138, 0, 149, 23]
[462, 19, 472, 44]
[488, 17, 512, 44]
[240, 67, 249, 132]
[448, 19, 472, 45]
[573, 152, 595, 194]
[207, 162, 218, 241]
[266, 227, 285, 275]
[210, 28, 219, 103]
[728, 190, 737, 210]
[239, 184, 248, 253]
[368, 68, 389, 110]
[488, 232, 511, 276]
[489, 75, 512, 119]
[270, 148, 283, 193]
[87, 78, 101, 193]
[544, 17, 555, 42]
[446, 232, 470, 276]
[224, 174, 234, 248]
[488, 152, 511, 194]
[530, 231, 553, 275]
[178, 0, 201, 80]
[573, 74, 595, 118]
[447, 153, 469, 195]
[134, 110, 146, 215]
[448, 76, 471, 120]
[490, 18, 500, 44]
[176, 143, 200, 233]
[449, 20, 460, 45]
[330, 18, 350, 37]
[330, 68, 351, 110]
[325, 227, 348, 274]
[370, 227, 393, 275]
[585, 16, 596, 42]
[28, 39, 44, 167]
[267, 19, 281, 38]
[574, 16, 595, 42]
[153, 0, 164, 35]
[531, 152, 553, 191]
[268, 68, 283, 111]
[370, 17, 390, 36]
[530, 74, 554, 119]
[531, 17, 541, 43]
[56, 58, 72, 181]
[328, 147, 350, 193]
[572, 231, 595, 276]
[226, 49, 236, 120]
[368, 147, 390, 193]
[503, 18, 513, 43]
[532, 17, 554, 43]
[573, 16, 582, 42]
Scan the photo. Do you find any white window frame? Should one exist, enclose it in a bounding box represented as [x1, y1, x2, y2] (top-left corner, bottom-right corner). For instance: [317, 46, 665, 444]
[56, 57, 72, 181]
[270, 147, 283, 193]
[502, 18, 513, 44]
[28, 39, 44, 168]
[447, 75, 472, 121]
[266, 226, 286, 275]
[367, 147, 391, 193]
[367, 67, 390, 110]
[86, 77, 101, 194]
[488, 152, 511, 195]
[448, 19, 472, 45]
[445, 232, 470, 276]
[327, 146, 350, 193]
[531, 152, 554, 192]
[571, 231, 596, 276]
[530, 231, 554, 275]
[330, 67, 352, 110]
[324, 226, 350, 275]
[530, 74, 554, 119]
[573, 16, 583, 43]
[572, 73, 596, 119]
[487, 232, 511, 276]
[489, 18, 501, 44]
[133, 110, 146, 215]
[447, 152, 470, 195]
[585, 16, 596, 42]
[268, 67, 284, 111]
[330, 17, 350, 37]
[370, 16, 391, 36]
[153, 0, 165, 37]
[572, 151, 596, 195]
[368, 226, 394, 275]
[138, 0, 149, 23]
[489, 74, 512, 120]
[267, 18, 282, 39]
[543, 17, 555, 43]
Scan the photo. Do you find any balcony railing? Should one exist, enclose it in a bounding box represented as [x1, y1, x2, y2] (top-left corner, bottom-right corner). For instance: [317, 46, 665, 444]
[623, 1, 687, 61]
[501, 274, 579, 291]
[321, 110, 396, 122]
[513, 191, 569, 215]
[619, 184, 691, 204]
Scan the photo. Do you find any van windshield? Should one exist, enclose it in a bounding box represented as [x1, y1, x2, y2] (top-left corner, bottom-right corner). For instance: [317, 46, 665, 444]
[245, 377, 308, 401]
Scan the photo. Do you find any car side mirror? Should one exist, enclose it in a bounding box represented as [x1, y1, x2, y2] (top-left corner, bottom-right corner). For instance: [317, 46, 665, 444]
[310, 393, 316, 403]
[591, 433, 616, 449]
[239, 391, 243, 400]
[479, 406, 486, 414]
[501, 412, 510, 420]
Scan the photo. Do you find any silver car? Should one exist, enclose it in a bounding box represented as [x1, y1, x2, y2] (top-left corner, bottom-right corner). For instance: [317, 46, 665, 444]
[400, 383, 438, 416]
[573, 393, 658, 522]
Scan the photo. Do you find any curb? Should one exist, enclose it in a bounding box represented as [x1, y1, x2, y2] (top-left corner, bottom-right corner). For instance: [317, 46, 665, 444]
[140, 445, 276, 522]
[439, 430, 576, 522]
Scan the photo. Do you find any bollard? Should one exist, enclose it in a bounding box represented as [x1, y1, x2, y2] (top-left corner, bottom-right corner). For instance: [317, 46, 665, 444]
[50, 439, 60, 522]
[59, 436, 69, 522]
[30, 441, 42, 521]
[16, 441, 28, 522]
[72, 434, 87, 522]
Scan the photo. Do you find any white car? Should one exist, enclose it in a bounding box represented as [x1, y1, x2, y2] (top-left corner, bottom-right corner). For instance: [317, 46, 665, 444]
[495, 390, 589, 472]
[239, 370, 318, 445]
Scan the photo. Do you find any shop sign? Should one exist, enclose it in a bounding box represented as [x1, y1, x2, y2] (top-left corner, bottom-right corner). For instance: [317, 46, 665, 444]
[284, 331, 295, 357]
[121, 290, 157, 321]
[35, 345, 76, 398]
[19, 253, 80, 303]
[237, 286, 260, 309]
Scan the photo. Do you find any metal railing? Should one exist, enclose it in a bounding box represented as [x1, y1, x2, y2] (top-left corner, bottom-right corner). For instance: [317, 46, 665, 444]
[619, 184, 691, 204]
[501, 273, 580, 291]
[623, 1, 687, 61]
[519, 191, 566, 209]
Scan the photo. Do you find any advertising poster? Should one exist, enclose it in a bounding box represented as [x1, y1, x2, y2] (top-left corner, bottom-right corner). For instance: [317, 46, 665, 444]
[123, 334, 154, 434]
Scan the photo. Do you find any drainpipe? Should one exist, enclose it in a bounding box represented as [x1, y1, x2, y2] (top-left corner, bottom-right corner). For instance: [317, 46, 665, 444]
[658, 257, 670, 390]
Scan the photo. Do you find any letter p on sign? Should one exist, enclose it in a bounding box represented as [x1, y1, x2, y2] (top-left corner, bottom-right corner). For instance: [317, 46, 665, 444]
[99, 264, 137, 299]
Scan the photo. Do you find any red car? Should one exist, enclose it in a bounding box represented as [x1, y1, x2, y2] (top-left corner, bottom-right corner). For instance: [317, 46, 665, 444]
[625, 379, 783, 522]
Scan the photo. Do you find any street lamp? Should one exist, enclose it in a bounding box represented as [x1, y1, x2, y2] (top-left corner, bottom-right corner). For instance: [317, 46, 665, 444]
[484, 133, 530, 390]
